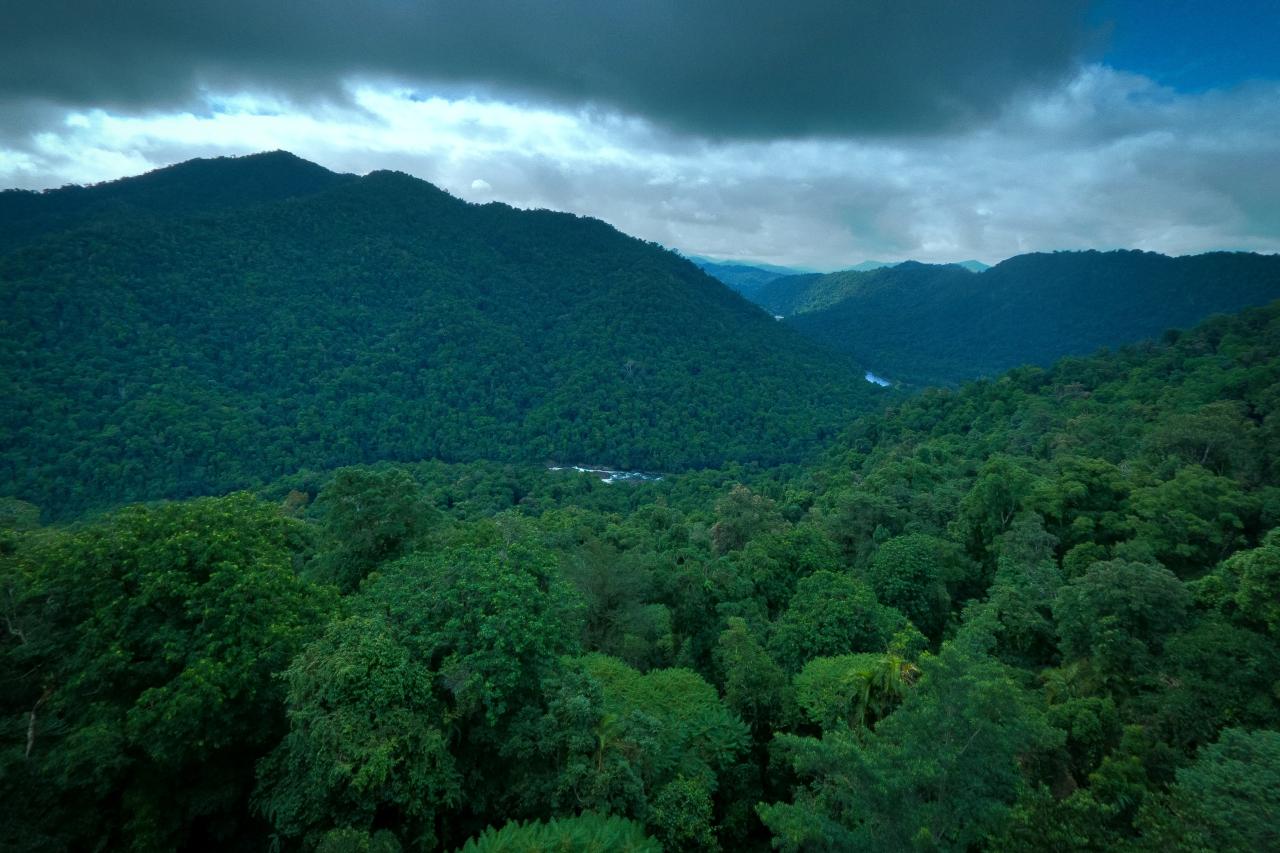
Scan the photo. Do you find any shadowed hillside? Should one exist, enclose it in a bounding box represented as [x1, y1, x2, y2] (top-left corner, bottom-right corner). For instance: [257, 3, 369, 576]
[756, 251, 1280, 385]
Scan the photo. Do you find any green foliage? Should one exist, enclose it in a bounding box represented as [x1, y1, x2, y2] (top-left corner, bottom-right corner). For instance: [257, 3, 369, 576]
[1141, 616, 1280, 751]
[770, 570, 908, 673]
[578, 654, 749, 795]
[1195, 528, 1280, 632]
[317, 827, 404, 853]
[1126, 465, 1256, 576]
[317, 824, 401, 845]
[1053, 559, 1190, 688]
[793, 652, 918, 732]
[6, 188, 1280, 851]
[761, 644, 1062, 851]
[866, 533, 959, 640]
[650, 775, 720, 851]
[1139, 729, 1280, 852]
[710, 484, 785, 554]
[0, 493, 332, 850]
[255, 615, 460, 850]
[457, 812, 660, 853]
[360, 541, 584, 727]
[311, 467, 438, 593]
[714, 616, 792, 735]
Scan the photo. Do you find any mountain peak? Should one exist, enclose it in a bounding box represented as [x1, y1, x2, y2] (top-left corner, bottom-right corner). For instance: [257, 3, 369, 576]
[0, 151, 356, 252]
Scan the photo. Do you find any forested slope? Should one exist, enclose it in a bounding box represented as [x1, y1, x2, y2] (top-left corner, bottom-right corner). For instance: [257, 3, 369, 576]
[763, 251, 1280, 386]
[0, 156, 876, 518]
[0, 151, 357, 253]
[4, 298, 1279, 851]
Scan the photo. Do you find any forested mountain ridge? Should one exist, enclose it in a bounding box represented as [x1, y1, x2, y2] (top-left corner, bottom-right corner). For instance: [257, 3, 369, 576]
[4, 297, 1279, 851]
[755, 250, 1280, 386]
[0, 155, 878, 519]
[0, 150, 357, 254]
[692, 258, 803, 300]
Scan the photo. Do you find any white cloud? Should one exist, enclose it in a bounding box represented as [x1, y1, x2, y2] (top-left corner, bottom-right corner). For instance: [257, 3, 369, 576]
[2, 67, 1278, 268]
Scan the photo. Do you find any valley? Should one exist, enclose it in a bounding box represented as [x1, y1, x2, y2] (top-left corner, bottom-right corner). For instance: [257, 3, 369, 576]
[3, 152, 1279, 853]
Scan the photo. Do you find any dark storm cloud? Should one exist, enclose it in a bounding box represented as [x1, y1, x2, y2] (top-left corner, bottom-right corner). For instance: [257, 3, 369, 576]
[1, 0, 1095, 137]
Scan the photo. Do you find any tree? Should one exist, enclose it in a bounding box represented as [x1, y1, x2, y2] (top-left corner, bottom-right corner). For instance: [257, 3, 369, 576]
[1139, 729, 1280, 852]
[734, 524, 838, 619]
[1194, 528, 1280, 633]
[1126, 465, 1256, 577]
[955, 455, 1041, 561]
[710, 484, 785, 555]
[0, 493, 332, 851]
[1053, 559, 1190, 690]
[714, 616, 792, 737]
[770, 571, 907, 673]
[793, 652, 918, 733]
[577, 655, 749, 798]
[650, 775, 720, 852]
[254, 615, 460, 850]
[311, 467, 437, 593]
[865, 534, 959, 641]
[457, 812, 659, 852]
[358, 541, 583, 729]
[982, 513, 1064, 667]
[760, 644, 1061, 851]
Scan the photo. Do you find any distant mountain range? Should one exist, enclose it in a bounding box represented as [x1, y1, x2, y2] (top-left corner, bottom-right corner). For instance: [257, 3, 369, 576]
[0, 153, 877, 517]
[689, 257, 808, 299]
[749, 252, 1280, 386]
[694, 256, 989, 298]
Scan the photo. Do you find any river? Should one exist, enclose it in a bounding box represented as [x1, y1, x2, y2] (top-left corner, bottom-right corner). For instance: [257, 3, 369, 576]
[548, 465, 664, 484]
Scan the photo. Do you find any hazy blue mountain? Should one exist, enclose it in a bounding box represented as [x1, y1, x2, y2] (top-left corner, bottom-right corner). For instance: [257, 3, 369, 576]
[694, 261, 789, 298]
[691, 257, 809, 299]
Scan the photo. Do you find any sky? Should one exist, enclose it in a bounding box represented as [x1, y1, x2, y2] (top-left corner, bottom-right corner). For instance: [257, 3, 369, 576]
[1, 1, 1278, 269]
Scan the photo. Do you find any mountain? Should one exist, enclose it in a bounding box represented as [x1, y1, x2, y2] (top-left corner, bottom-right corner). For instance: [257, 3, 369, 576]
[749, 265, 916, 317]
[691, 257, 806, 299]
[953, 259, 990, 272]
[0, 154, 879, 518]
[769, 250, 1280, 386]
[0, 151, 357, 254]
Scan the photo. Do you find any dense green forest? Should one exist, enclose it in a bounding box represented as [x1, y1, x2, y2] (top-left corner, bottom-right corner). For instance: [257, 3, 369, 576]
[0, 155, 877, 519]
[5, 284, 1279, 850]
[752, 251, 1280, 386]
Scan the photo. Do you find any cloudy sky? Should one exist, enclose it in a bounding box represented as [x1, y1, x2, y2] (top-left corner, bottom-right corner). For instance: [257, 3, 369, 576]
[2, 0, 1278, 269]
